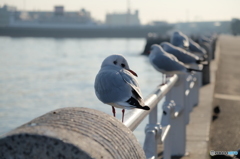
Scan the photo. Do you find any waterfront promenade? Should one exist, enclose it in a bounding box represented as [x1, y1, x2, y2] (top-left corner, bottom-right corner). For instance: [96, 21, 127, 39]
[1, 35, 239, 159]
[158, 35, 240, 159]
[210, 35, 240, 153]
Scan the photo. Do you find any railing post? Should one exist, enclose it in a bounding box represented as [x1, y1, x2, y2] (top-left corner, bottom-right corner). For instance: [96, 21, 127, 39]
[161, 93, 174, 159]
[191, 71, 201, 107]
[167, 74, 189, 156]
[143, 105, 161, 159]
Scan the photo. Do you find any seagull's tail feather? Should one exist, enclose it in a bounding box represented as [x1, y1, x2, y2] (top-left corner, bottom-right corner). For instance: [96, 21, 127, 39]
[126, 97, 150, 110]
[136, 105, 150, 110]
[187, 68, 202, 72]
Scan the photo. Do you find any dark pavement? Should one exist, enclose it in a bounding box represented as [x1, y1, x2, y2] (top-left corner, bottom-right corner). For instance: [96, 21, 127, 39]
[209, 35, 240, 157]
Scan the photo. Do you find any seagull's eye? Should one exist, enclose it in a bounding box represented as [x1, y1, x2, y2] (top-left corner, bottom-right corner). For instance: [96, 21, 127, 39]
[113, 61, 117, 65]
[121, 63, 125, 68]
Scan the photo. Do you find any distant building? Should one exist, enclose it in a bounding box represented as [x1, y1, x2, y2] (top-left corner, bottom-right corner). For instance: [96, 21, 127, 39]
[0, 5, 16, 26]
[0, 5, 97, 27]
[231, 18, 240, 35]
[174, 21, 231, 35]
[105, 10, 140, 26]
[54, 6, 64, 16]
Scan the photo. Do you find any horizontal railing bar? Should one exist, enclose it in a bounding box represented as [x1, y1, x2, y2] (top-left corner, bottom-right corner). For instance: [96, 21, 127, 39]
[123, 74, 178, 131]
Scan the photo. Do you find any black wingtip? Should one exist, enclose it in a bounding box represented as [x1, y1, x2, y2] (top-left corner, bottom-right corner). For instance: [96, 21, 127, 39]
[143, 106, 150, 110]
[187, 68, 202, 72]
[196, 60, 201, 64]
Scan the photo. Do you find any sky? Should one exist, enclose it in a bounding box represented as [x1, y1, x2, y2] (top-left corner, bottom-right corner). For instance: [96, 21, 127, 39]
[1, 0, 240, 24]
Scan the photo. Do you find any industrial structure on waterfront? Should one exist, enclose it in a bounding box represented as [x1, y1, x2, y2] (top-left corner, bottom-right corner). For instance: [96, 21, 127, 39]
[0, 5, 233, 37]
[0, 5, 173, 37]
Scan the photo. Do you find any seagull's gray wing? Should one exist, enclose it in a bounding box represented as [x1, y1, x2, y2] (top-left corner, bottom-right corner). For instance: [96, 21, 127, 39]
[165, 45, 200, 64]
[119, 69, 145, 105]
[94, 69, 131, 104]
[151, 53, 187, 73]
[165, 52, 179, 62]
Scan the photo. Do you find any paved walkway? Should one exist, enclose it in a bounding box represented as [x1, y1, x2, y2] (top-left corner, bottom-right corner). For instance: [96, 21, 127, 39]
[209, 35, 240, 155]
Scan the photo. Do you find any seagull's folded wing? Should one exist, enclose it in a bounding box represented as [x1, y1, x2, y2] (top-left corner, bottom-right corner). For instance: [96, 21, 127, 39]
[94, 70, 132, 103]
[120, 69, 145, 105]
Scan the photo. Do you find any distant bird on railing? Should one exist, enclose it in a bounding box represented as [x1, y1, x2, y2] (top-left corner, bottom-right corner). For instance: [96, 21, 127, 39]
[198, 35, 212, 44]
[148, 44, 201, 84]
[94, 54, 150, 122]
[170, 31, 207, 59]
[170, 31, 189, 49]
[188, 38, 208, 59]
[160, 42, 207, 65]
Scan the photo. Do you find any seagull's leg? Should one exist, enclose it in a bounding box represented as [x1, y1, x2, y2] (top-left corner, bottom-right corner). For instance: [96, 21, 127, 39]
[163, 74, 165, 84]
[160, 74, 165, 86]
[164, 74, 166, 84]
[122, 109, 125, 122]
[165, 74, 168, 84]
[112, 106, 116, 117]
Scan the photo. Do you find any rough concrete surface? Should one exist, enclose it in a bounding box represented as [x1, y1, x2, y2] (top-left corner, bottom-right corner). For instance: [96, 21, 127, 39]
[0, 107, 146, 159]
[209, 35, 240, 157]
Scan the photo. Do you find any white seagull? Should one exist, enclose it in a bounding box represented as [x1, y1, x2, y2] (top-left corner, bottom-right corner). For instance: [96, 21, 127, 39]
[188, 38, 207, 58]
[171, 31, 207, 59]
[148, 44, 201, 84]
[170, 31, 190, 49]
[160, 42, 205, 65]
[94, 54, 150, 122]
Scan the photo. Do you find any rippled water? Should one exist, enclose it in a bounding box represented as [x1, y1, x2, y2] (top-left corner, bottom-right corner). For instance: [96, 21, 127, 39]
[0, 37, 163, 145]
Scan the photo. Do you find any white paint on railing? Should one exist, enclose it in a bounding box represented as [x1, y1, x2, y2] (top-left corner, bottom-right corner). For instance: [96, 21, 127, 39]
[123, 67, 202, 159]
[123, 75, 178, 131]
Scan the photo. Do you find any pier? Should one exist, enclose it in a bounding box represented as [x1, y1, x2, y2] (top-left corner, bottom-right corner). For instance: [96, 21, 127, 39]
[210, 35, 240, 153]
[0, 35, 239, 159]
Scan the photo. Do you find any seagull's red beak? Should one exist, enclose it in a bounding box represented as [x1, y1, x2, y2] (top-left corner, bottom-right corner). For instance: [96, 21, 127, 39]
[127, 69, 138, 77]
[147, 51, 151, 54]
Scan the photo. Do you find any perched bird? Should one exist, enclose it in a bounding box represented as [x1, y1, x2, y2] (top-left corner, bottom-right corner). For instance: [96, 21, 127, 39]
[94, 54, 150, 122]
[171, 31, 207, 59]
[160, 42, 205, 65]
[148, 44, 201, 84]
[170, 31, 190, 49]
[188, 38, 207, 59]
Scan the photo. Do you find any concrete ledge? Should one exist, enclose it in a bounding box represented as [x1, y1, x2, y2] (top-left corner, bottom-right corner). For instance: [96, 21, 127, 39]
[0, 107, 146, 159]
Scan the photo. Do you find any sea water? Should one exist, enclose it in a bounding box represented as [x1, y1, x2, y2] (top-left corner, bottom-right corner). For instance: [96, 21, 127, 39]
[0, 37, 163, 145]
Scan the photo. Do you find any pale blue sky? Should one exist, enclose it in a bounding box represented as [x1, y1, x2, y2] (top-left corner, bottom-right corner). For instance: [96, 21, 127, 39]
[1, 0, 240, 24]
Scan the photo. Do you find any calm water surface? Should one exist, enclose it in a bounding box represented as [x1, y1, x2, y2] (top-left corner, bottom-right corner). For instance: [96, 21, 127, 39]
[0, 37, 164, 145]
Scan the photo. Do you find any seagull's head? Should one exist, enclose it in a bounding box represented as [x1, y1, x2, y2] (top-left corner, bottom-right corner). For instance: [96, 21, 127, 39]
[101, 54, 130, 69]
[171, 31, 189, 49]
[101, 54, 138, 76]
[149, 44, 165, 56]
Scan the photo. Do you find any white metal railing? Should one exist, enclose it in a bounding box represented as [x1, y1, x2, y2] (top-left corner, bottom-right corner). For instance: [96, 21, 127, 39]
[123, 68, 202, 159]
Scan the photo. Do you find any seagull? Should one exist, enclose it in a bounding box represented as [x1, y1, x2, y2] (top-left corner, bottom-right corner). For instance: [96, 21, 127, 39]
[170, 31, 190, 49]
[160, 42, 206, 65]
[148, 44, 201, 84]
[171, 31, 207, 59]
[188, 38, 207, 58]
[94, 54, 150, 122]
